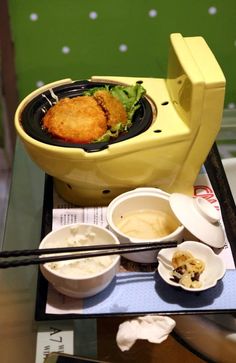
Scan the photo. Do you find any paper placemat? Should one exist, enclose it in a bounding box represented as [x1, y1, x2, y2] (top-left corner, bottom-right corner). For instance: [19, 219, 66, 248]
[46, 270, 236, 316]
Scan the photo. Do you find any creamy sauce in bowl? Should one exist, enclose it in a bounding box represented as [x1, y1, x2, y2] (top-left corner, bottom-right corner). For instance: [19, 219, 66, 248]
[115, 209, 179, 240]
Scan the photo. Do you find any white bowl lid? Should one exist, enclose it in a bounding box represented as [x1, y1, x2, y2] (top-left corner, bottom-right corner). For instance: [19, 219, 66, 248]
[169, 193, 225, 248]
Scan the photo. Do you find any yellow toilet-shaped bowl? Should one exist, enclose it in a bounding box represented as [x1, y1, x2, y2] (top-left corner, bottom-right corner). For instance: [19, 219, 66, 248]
[15, 33, 225, 205]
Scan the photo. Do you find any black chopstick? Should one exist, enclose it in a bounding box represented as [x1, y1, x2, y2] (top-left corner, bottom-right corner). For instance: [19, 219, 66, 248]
[0, 241, 177, 269]
[0, 241, 177, 258]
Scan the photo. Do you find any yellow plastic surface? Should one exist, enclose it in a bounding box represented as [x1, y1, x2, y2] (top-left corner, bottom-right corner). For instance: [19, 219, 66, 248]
[15, 33, 226, 205]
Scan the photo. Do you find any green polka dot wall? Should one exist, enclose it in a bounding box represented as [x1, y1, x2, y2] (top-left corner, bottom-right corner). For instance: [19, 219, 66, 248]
[8, 0, 236, 109]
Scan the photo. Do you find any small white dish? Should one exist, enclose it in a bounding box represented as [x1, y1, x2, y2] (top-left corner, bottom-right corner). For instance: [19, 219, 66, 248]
[157, 241, 226, 292]
[39, 223, 120, 298]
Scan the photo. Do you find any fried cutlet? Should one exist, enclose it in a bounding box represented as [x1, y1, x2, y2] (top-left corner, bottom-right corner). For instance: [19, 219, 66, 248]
[42, 96, 107, 143]
[93, 90, 128, 128]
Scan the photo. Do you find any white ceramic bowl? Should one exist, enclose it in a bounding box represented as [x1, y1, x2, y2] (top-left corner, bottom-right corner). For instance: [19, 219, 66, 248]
[157, 241, 226, 292]
[39, 223, 120, 298]
[106, 188, 184, 263]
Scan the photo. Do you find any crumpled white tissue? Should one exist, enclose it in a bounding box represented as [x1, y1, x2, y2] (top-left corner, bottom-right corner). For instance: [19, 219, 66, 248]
[116, 315, 176, 352]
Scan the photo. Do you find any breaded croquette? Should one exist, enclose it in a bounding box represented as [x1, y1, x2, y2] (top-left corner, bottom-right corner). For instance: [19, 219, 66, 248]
[42, 96, 107, 144]
[93, 90, 128, 127]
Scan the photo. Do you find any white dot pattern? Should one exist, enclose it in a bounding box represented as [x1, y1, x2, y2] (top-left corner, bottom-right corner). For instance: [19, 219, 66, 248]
[29, 13, 38, 21]
[17, 3, 236, 115]
[36, 80, 44, 88]
[61, 46, 70, 54]
[149, 9, 158, 18]
[89, 11, 98, 20]
[119, 44, 128, 52]
[208, 6, 217, 15]
[227, 102, 236, 109]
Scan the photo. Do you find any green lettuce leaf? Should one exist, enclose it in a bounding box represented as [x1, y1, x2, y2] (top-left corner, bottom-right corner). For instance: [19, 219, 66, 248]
[85, 82, 146, 142]
[110, 82, 146, 120]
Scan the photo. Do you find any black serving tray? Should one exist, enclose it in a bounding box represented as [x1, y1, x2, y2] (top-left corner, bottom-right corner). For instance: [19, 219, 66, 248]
[35, 143, 236, 321]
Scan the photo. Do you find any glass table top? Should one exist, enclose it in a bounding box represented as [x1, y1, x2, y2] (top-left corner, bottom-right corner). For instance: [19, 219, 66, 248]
[1, 139, 236, 363]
